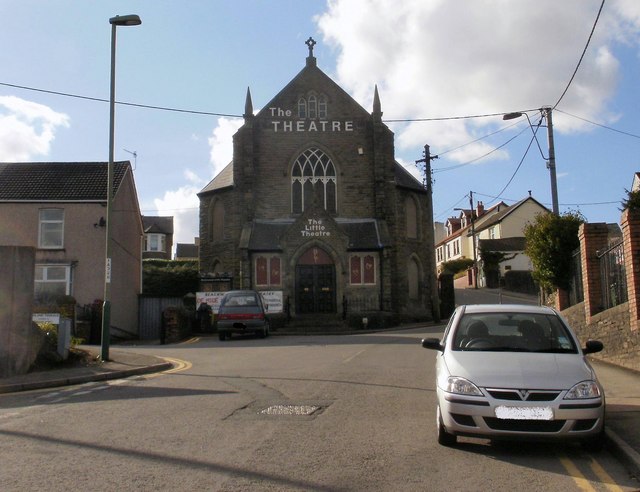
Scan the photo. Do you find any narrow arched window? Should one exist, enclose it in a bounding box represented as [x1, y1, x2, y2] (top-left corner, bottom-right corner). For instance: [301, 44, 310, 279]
[298, 97, 307, 118]
[308, 94, 317, 119]
[291, 148, 337, 214]
[210, 200, 225, 242]
[406, 196, 417, 239]
[408, 258, 420, 300]
[318, 95, 327, 119]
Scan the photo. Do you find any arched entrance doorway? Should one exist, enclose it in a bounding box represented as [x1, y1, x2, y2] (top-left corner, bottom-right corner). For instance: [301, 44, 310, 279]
[295, 246, 336, 314]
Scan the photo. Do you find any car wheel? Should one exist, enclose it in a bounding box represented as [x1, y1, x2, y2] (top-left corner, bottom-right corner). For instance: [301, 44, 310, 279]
[265, 321, 270, 338]
[437, 405, 457, 446]
[218, 332, 226, 341]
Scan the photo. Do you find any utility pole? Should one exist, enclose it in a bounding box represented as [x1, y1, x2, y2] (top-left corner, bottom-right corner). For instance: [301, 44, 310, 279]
[417, 144, 440, 322]
[543, 106, 559, 215]
[469, 191, 478, 289]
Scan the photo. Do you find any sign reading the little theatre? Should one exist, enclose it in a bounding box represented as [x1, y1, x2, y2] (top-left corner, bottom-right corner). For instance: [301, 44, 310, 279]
[301, 218, 330, 237]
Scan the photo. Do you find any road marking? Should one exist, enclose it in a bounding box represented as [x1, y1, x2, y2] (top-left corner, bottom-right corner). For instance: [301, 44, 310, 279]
[181, 337, 200, 344]
[588, 457, 624, 492]
[343, 349, 366, 363]
[143, 357, 192, 379]
[558, 454, 597, 492]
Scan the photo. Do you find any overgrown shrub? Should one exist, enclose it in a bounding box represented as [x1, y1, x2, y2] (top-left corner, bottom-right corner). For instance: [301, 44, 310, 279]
[143, 259, 199, 296]
[441, 258, 473, 275]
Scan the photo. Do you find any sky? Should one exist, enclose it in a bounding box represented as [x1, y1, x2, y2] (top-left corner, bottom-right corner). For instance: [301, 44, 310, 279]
[1, 0, 639, 251]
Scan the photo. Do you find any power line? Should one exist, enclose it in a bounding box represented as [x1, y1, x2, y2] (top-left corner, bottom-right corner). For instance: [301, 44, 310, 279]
[0, 81, 243, 118]
[555, 108, 640, 139]
[554, 0, 606, 109]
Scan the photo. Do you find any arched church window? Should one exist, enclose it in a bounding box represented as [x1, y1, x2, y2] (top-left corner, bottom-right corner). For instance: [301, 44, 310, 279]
[209, 200, 225, 242]
[408, 257, 420, 300]
[298, 97, 307, 118]
[291, 148, 337, 214]
[406, 196, 418, 239]
[318, 95, 327, 119]
[308, 94, 317, 119]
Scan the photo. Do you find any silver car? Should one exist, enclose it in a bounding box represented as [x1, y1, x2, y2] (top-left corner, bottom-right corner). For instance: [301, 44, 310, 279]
[422, 304, 605, 450]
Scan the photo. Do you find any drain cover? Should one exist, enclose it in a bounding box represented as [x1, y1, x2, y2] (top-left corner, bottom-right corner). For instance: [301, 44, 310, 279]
[259, 404, 320, 416]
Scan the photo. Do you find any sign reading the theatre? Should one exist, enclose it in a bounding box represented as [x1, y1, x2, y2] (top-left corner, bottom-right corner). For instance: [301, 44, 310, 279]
[301, 218, 330, 238]
[268, 107, 354, 133]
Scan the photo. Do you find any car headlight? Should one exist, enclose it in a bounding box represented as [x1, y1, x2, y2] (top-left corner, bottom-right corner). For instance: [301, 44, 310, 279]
[445, 376, 483, 396]
[564, 380, 601, 399]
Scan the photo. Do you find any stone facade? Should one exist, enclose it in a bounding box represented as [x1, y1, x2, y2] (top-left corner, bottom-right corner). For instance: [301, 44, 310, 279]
[198, 45, 435, 322]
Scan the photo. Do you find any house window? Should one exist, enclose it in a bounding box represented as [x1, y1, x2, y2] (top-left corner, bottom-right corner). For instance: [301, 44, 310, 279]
[291, 148, 337, 214]
[38, 209, 64, 249]
[255, 255, 282, 286]
[350, 254, 376, 285]
[489, 226, 497, 239]
[35, 264, 71, 302]
[145, 233, 166, 252]
[453, 240, 460, 256]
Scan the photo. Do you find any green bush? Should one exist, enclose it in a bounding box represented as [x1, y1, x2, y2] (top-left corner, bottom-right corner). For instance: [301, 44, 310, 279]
[143, 259, 199, 296]
[441, 258, 474, 275]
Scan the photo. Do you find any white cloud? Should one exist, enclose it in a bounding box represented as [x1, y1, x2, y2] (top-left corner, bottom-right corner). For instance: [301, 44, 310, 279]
[151, 117, 244, 249]
[317, 0, 639, 160]
[208, 116, 243, 176]
[0, 96, 69, 160]
[153, 184, 201, 249]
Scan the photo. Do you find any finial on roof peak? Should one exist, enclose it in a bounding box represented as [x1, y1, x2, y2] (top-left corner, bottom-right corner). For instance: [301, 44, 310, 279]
[305, 36, 317, 67]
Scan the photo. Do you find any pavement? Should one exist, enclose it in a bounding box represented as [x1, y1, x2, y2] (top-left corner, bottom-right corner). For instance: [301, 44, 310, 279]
[0, 336, 638, 478]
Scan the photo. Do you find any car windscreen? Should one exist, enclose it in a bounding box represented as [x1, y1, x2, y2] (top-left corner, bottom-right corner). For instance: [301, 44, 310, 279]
[452, 312, 578, 353]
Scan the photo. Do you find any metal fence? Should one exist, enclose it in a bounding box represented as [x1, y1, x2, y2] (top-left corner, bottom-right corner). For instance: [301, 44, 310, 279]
[598, 240, 627, 310]
[568, 247, 584, 306]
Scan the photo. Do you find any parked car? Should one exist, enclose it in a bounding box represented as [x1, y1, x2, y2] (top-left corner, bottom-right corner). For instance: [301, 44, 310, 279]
[421, 304, 605, 450]
[216, 290, 270, 341]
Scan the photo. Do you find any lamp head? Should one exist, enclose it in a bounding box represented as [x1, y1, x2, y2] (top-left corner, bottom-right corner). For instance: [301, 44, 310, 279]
[502, 112, 523, 121]
[109, 14, 142, 26]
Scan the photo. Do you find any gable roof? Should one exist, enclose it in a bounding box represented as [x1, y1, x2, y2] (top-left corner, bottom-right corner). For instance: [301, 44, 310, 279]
[142, 215, 174, 234]
[473, 196, 548, 233]
[0, 161, 130, 202]
[199, 162, 233, 195]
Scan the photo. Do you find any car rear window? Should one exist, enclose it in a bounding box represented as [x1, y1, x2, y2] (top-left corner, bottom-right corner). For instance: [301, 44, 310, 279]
[224, 295, 259, 307]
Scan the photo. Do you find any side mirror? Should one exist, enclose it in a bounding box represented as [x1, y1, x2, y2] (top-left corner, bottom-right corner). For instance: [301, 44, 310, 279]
[583, 339, 603, 355]
[422, 337, 444, 352]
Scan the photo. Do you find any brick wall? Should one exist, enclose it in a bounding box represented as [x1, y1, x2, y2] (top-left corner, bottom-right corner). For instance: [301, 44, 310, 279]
[559, 210, 640, 372]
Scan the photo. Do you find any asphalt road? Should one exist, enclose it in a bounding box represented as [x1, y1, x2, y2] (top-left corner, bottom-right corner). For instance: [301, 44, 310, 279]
[0, 328, 637, 491]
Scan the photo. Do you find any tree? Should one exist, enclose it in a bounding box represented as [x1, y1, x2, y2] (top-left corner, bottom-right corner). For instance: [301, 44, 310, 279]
[524, 211, 584, 292]
[621, 188, 640, 212]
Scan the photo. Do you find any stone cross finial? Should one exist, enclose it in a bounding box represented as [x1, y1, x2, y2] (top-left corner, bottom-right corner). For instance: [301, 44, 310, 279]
[305, 37, 316, 57]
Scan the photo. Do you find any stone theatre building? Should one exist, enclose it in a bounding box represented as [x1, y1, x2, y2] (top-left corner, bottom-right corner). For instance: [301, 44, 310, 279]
[198, 39, 436, 321]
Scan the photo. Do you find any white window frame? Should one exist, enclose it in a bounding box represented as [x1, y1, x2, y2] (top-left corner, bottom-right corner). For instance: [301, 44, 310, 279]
[145, 233, 166, 252]
[35, 264, 72, 301]
[38, 208, 64, 249]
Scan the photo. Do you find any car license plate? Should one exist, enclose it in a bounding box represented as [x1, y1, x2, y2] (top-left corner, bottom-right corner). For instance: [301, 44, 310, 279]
[495, 406, 553, 420]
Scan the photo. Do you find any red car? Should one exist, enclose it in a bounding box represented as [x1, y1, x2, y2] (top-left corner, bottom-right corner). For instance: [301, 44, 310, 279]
[216, 290, 270, 341]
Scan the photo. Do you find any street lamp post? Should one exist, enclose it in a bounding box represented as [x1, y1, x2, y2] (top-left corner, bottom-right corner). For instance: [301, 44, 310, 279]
[101, 14, 141, 362]
[503, 108, 559, 215]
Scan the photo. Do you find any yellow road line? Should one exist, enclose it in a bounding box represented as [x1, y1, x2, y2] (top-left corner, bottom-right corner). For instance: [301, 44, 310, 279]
[589, 457, 624, 492]
[558, 454, 597, 492]
[161, 357, 192, 374]
[180, 337, 200, 345]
